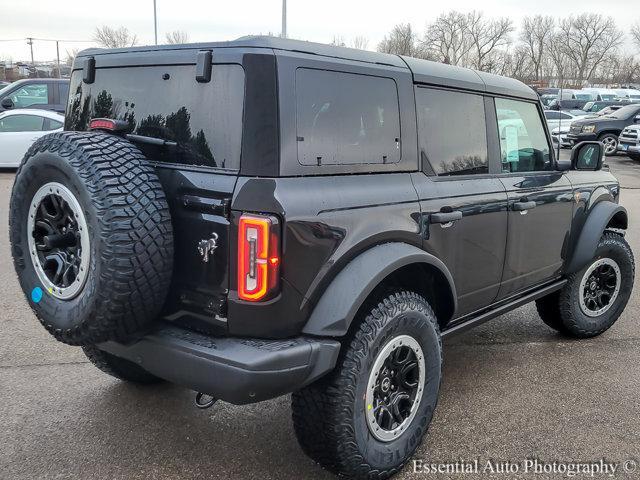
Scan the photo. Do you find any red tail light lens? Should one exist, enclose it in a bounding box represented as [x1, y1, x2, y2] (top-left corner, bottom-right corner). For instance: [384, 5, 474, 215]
[238, 214, 280, 301]
[89, 118, 118, 130]
[89, 118, 129, 133]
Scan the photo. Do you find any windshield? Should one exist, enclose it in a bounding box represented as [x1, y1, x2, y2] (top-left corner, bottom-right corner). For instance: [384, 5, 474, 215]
[575, 93, 593, 100]
[0, 82, 14, 96]
[606, 104, 640, 119]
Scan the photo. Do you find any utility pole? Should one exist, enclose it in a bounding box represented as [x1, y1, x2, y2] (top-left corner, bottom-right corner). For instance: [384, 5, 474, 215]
[27, 37, 34, 66]
[153, 0, 158, 45]
[281, 0, 287, 38]
[55, 40, 61, 78]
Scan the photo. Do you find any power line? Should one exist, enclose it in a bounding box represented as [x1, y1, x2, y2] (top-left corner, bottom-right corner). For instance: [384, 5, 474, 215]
[25, 37, 93, 43]
[0, 37, 92, 43]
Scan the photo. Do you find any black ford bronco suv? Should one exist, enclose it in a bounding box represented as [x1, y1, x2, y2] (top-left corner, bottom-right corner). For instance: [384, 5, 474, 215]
[9, 37, 634, 478]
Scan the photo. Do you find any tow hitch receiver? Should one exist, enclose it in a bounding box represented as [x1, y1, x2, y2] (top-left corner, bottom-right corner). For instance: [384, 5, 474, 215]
[195, 392, 218, 409]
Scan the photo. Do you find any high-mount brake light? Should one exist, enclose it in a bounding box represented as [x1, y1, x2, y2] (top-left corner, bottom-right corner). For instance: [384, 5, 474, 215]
[89, 118, 129, 133]
[238, 214, 280, 302]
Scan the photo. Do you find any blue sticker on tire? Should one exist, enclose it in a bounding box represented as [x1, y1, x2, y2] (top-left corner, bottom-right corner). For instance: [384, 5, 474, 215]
[31, 287, 43, 303]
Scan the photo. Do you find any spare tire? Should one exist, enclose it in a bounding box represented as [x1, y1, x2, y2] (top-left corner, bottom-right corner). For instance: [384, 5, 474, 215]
[9, 132, 173, 345]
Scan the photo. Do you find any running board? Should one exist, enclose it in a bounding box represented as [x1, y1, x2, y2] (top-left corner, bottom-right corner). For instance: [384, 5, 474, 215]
[441, 279, 567, 338]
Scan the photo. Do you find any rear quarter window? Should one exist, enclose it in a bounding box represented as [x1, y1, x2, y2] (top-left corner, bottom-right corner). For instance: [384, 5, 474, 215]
[295, 68, 401, 166]
[65, 64, 244, 170]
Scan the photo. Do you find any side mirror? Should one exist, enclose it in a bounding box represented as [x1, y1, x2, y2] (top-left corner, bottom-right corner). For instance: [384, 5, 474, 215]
[0, 97, 13, 109]
[556, 160, 572, 171]
[571, 141, 604, 171]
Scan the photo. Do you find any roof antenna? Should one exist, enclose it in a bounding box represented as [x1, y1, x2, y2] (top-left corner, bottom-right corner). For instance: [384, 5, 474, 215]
[557, 78, 564, 161]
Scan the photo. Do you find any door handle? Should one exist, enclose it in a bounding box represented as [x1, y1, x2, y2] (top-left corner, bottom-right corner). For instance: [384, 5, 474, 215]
[430, 210, 463, 225]
[513, 201, 537, 212]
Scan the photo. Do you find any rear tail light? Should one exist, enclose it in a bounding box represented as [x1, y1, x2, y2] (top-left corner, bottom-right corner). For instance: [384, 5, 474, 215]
[237, 214, 280, 302]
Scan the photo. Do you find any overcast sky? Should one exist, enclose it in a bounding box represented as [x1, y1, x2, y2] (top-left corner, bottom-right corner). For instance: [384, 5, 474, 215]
[0, 0, 637, 62]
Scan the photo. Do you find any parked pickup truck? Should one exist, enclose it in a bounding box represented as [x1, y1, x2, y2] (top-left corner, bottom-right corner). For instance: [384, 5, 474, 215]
[618, 124, 640, 161]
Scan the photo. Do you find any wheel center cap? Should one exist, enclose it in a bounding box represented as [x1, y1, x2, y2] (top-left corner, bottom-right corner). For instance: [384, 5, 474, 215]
[590, 281, 597, 291]
[381, 377, 391, 393]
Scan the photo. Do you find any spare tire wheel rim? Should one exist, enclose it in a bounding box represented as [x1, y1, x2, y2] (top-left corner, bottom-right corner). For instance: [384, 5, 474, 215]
[27, 182, 90, 300]
[365, 334, 425, 442]
[579, 258, 621, 317]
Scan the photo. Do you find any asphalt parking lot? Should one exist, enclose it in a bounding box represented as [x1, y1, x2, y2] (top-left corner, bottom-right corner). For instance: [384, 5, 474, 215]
[2, 153, 640, 479]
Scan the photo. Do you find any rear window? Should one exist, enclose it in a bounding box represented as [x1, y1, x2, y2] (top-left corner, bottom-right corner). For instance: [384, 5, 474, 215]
[65, 64, 245, 170]
[295, 68, 401, 166]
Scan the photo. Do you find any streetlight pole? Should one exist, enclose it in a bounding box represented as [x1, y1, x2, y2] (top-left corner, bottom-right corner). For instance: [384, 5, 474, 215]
[56, 40, 61, 78]
[153, 0, 158, 45]
[281, 0, 287, 38]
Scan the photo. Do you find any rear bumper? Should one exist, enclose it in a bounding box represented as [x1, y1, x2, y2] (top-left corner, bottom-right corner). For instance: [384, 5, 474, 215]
[618, 142, 640, 154]
[99, 324, 340, 405]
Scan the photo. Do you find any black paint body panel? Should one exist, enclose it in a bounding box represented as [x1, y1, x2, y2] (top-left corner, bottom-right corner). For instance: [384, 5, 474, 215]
[64, 39, 627, 342]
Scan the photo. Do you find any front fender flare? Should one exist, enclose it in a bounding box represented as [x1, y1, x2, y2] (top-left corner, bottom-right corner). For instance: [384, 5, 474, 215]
[565, 202, 628, 274]
[302, 242, 457, 337]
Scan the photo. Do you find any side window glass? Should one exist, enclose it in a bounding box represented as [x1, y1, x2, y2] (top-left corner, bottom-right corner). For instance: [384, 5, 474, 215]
[43, 118, 63, 131]
[544, 111, 560, 120]
[58, 83, 69, 104]
[296, 69, 401, 166]
[0, 114, 44, 132]
[495, 98, 551, 173]
[416, 87, 488, 176]
[11, 84, 49, 108]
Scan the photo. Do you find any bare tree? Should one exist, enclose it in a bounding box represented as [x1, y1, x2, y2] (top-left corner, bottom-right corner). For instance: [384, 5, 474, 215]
[632, 22, 640, 49]
[494, 44, 531, 80]
[557, 14, 623, 84]
[422, 11, 472, 65]
[376, 11, 638, 84]
[378, 23, 420, 57]
[93, 26, 138, 49]
[165, 30, 190, 45]
[65, 48, 80, 67]
[520, 16, 555, 81]
[351, 36, 369, 50]
[330, 36, 346, 47]
[466, 11, 513, 72]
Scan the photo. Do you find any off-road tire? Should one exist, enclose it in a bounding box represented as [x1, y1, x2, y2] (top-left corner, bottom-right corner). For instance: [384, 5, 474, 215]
[83, 346, 162, 384]
[536, 233, 634, 338]
[291, 291, 442, 479]
[9, 132, 173, 345]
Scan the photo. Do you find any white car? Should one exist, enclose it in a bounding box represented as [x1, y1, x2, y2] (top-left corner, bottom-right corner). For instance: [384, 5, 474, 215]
[550, 125, 572, 148]
[543, 110, 587, 131]
[0, 109, 64, 167]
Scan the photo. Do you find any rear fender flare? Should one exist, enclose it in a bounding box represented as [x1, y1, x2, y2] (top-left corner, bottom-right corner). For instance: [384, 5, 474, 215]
[302, 242, 457, 337]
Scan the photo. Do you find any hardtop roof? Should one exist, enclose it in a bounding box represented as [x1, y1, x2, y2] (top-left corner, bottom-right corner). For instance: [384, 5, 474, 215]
[77, 35, 537, 101]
